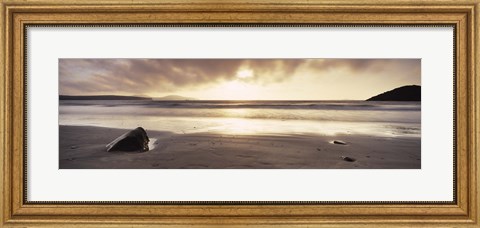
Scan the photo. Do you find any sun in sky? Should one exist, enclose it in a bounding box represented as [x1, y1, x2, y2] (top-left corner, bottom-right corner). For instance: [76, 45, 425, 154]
[198, 68, 257, 100]
[212, 80, 260, 100]
[236, 69, 254, 79]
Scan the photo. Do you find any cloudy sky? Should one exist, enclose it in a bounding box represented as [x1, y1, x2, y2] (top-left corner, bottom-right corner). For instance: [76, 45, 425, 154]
[59, 59, 420, 100]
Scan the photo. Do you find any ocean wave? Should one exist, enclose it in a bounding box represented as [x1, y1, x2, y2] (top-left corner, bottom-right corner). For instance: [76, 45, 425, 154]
[60, 100, 421, 111]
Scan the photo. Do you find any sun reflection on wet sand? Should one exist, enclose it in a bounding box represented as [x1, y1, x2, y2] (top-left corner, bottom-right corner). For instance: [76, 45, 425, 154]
[60, 114, 420, 138]
[208, 117, 265, 135]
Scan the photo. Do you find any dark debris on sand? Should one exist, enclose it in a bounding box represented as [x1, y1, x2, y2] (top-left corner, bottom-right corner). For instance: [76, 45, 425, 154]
[333, 140, 347, 145]
[341, 156, 356, 162]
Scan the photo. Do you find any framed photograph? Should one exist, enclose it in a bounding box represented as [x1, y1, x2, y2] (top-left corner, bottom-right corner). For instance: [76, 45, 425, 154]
[1, 0, 479, 227]
[58, 58, 422, 169]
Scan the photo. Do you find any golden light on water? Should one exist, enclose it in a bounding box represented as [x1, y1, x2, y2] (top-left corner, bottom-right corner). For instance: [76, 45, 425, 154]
[221, 108, 250, 117]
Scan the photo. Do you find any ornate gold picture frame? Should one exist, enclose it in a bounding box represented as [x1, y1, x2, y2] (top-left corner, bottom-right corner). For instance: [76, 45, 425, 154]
[1, 0, 478, 226]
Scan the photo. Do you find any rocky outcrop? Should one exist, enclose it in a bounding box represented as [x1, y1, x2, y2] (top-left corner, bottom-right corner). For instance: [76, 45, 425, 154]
[366, 85, 421, 101]
[106, 127, 150, 152]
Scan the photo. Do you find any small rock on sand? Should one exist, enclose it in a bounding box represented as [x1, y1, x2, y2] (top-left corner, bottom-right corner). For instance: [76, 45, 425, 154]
[333, 140, 347, 145]
[341, 156, 356, 162]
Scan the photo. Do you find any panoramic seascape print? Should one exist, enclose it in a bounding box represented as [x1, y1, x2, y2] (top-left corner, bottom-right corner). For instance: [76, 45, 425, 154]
[59, 59, 421, 169]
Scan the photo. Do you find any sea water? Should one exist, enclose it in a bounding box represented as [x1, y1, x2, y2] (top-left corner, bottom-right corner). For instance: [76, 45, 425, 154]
[59, 100, 421, 137]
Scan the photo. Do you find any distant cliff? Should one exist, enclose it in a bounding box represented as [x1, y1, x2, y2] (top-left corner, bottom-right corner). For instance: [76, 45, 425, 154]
[366, 85, 421, 101]
[59, 95, 152, 100]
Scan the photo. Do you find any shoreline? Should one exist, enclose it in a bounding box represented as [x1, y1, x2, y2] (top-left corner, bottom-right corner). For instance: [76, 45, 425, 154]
[59, 125, 421, 169]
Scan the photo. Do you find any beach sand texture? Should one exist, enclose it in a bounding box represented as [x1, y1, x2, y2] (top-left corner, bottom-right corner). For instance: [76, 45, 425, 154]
[59, 125, 420, 169]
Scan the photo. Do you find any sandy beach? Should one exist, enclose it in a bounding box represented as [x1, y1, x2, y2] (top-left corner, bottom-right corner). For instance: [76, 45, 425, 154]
[59, 125, 421, 169]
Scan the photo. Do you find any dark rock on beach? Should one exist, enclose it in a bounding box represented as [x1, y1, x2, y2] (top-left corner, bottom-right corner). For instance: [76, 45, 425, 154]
[341, 156, 356, 162]
[106, 127, 150, 152]
[333, 140, 347, 145]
